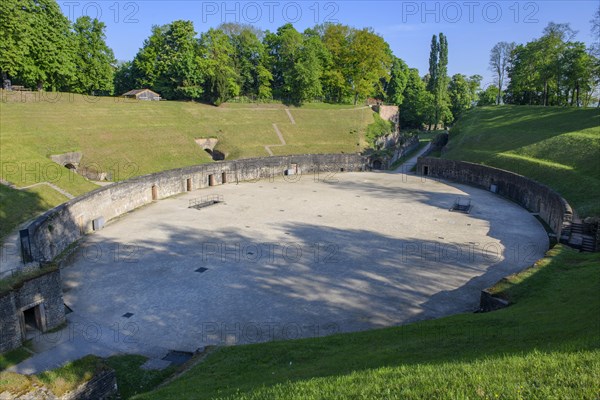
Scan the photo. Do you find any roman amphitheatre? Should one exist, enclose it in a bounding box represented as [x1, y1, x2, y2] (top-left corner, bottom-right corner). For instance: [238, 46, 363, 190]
[0, 98, 597, 399]
[59, 170, 547, 352]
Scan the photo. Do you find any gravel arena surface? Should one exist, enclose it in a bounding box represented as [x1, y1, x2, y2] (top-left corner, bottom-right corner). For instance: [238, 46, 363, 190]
[61, 171, 548, 351]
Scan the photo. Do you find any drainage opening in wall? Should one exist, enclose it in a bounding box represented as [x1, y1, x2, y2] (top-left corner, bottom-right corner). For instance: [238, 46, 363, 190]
[64, 163, 77, 170]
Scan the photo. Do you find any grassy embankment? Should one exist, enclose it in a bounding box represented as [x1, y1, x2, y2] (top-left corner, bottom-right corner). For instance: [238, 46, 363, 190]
[0, 92, 372, 239]
[442, 106, 600, 217]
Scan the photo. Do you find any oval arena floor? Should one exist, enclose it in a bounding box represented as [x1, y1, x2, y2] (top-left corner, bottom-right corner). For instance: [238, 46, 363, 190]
[61, 171, 548, 352]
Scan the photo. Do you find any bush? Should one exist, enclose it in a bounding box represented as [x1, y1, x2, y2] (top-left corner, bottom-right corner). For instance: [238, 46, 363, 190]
[365, 113, 393, 147]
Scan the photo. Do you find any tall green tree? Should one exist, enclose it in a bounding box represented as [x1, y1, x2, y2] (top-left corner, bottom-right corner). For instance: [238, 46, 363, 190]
[0, 0, 75, 90]
[400, 69, 434, 128]
[426, 35, 439, 94]
[346, 28, 392, 105]
[265, 24, 328, 105]
[448, 74, 472, 119]
[220, 23, 272, 100]
[386, 57, 409, 105]
[478, 85, 499, 106]
[132, 20, 205, 100]
[426, 33, 450, 128]
[318, 23, 352, 103]
[71, 16, 115, 95]
[264, 24, 304, 102]
[113, 61, 134, 95]
[292, 30, 328, 104]
[131, 25, 165, 89]
[437, 33, 450, 125]
[467, 75, 483, 105]
[200, 28, 240, 105]
[506, 22, 598, 107]
[505, 43, 538, 105]
[0, 0, 33, 82]
[562, 42, 594, 106]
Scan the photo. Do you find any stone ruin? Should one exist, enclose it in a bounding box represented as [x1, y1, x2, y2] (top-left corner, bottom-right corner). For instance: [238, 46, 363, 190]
[49, 152, 109, 181]
[195, 138, 226, 160]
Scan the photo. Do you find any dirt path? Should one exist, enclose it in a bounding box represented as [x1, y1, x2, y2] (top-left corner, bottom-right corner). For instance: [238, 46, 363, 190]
[264, 123, 287, 156]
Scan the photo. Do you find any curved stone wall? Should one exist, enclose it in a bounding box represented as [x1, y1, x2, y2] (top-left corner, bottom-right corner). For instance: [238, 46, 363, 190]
[416, 157, 573, 240]
[25, 154, 366, 262]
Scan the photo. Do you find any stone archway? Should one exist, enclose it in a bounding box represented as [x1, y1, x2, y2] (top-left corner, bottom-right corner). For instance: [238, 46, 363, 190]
[196, 138, 225, 161]
[50, 152, 82, 171]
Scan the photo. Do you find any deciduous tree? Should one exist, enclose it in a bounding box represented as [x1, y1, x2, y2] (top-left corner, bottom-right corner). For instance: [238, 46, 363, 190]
[200, 28, 240, 105]
[386, 57, 409, 105]
[489, 41, 516, 104]
[72, 16, 115, 95]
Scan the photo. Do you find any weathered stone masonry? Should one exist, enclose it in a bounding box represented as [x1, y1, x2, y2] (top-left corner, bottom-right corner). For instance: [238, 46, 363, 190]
[6, 153, 574, 354]
[26, 154, 367, 262]
[416, 157, 573, 240]
[0, 268, 65, 353]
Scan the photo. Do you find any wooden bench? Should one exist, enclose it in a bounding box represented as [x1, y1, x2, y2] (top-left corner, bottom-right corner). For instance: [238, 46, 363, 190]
[10, 85, 31, 91]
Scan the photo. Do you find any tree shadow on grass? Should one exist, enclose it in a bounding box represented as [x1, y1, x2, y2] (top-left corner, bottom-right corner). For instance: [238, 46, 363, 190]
[450, 106, 600, 157]
[0, 184, 49, 241]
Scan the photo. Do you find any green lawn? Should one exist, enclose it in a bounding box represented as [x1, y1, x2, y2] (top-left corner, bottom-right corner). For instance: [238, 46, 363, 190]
[133, 245, 599, 400]
[0, 354, 177, 399]
[0, 184, 68, 239]
[0, 92, 371, 240]
[2, 101, 599, 398]
[443, 106, 600, 217]
[0, 347, 31, 371]
[105, 355, 177, 399]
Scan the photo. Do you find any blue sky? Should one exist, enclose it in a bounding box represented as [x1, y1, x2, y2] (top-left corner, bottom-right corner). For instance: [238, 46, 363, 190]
[60, 1, 599, 85]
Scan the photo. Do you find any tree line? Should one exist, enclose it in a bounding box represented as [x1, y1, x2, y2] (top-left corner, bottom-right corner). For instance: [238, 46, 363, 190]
[1, 0, 115, 94]
[114, 21, 397, 106]
[486, 17, 600, 107]
[1, 0, 464, 128]
[4, 0, 596, 133]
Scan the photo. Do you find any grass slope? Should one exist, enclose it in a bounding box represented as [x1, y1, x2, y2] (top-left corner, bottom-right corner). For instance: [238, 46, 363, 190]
[136, 245, 600, 400]
[0, 92, 371, 239]
[0, 354, 174, 399]
[443, 106, 600, 217]
[0, 184, 68, 238]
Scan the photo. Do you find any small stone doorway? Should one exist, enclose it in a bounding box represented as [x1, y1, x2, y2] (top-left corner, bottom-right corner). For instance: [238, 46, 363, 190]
[20, 304, 45, 340]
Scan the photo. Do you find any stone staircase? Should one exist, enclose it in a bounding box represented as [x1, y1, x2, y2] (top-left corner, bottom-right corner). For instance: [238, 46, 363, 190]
[568, 222, 598, 252]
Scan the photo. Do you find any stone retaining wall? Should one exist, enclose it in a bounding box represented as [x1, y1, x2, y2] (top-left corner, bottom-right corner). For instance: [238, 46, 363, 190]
[62, 368, 118, 400]
[0, 268, 65, 353]
[25, 154, 366, 262]
[390, 136, 420, 165]
[0, 368, 118, 400]
[416, 157, 573, 239]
